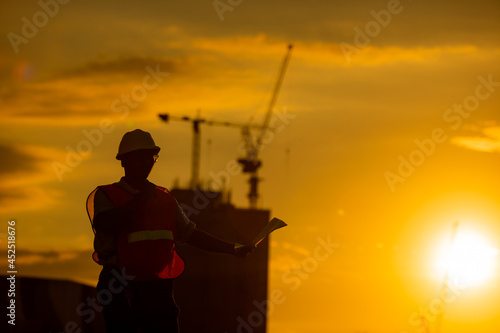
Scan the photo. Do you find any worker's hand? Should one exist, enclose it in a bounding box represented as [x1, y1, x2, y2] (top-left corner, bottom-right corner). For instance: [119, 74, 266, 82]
[234, 243, 255, 257]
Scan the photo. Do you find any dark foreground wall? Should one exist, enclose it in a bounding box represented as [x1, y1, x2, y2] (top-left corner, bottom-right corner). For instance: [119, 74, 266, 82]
[1, 275, 106, 333]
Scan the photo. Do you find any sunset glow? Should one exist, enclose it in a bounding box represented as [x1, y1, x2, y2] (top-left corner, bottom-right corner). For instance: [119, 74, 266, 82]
[434, 229, 499, 288]
[1, 1, 500, 332]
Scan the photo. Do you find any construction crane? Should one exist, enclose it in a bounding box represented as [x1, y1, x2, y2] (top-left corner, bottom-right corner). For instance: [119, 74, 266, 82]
[238, 44, 293, 209]
[158, 44, 293, 208]
[158, 111, 261, 190]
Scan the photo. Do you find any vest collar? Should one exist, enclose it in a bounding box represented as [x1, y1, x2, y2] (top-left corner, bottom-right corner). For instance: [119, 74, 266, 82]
[115, 177, 156, 195]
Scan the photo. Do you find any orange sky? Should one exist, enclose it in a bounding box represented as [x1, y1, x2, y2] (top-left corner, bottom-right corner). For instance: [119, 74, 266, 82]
[1, 1, 500, 332]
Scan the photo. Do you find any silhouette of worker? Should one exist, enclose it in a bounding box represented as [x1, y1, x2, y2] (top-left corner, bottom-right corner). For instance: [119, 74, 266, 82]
[86, 129, 253, 333]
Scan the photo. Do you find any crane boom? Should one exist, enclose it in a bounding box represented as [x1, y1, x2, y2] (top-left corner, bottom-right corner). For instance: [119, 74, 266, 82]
[238, 44, 293, 209]
[159, 43, 293, 209]
[255, 44, 293, 155]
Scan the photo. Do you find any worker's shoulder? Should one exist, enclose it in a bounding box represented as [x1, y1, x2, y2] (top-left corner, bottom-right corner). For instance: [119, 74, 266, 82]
[89, 183, 116, 198]
[151, 184, 179, 204]
[87, 182, 125, 203]
[91, 182, 121, 194]
[154, 185, 169, 192]
[87, 184, 108, 197]
[147, 180, 168, 192]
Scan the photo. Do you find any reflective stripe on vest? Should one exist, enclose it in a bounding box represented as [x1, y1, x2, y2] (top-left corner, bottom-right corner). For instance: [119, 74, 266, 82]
[128, 230, 174, 243]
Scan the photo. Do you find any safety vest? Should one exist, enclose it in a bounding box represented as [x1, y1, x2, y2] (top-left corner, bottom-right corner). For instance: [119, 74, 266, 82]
[95, 184, 185, 280]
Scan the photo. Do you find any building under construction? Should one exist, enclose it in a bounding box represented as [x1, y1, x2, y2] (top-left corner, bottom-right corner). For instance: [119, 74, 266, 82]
[173, 188, 271, 333]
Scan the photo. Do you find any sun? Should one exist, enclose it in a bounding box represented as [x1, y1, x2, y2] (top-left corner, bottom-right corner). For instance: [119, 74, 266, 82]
[434, 228, 498, 288]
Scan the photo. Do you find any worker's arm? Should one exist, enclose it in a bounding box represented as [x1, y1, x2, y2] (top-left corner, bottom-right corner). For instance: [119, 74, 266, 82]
[187, 229, 255, 257]
[174, 197, 254, 257]
[93, 187, 154, 233]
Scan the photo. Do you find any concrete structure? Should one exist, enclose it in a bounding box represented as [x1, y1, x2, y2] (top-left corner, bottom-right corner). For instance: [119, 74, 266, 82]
[172, 188, 270, 333]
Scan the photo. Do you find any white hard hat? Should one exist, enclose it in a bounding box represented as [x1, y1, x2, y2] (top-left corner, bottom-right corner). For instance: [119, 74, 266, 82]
[116, 129, 160, 160]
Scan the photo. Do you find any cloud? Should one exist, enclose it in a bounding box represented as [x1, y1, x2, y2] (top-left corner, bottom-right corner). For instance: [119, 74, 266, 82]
[1, 79, 115, 123]
[59, 56, 187, 78]
[1, 31, 498, 129]
[268, 241, 320, 273]
[0, 55, 205, 125]
[0, 245, 99, 286]
[451, 137, 500, 153]
[0, 144, 63, 212]
[0, 143, 38, 175]
[13, 249, 77, 265]
[182, 34, 495, 68]
[451, 125, 500, 153]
